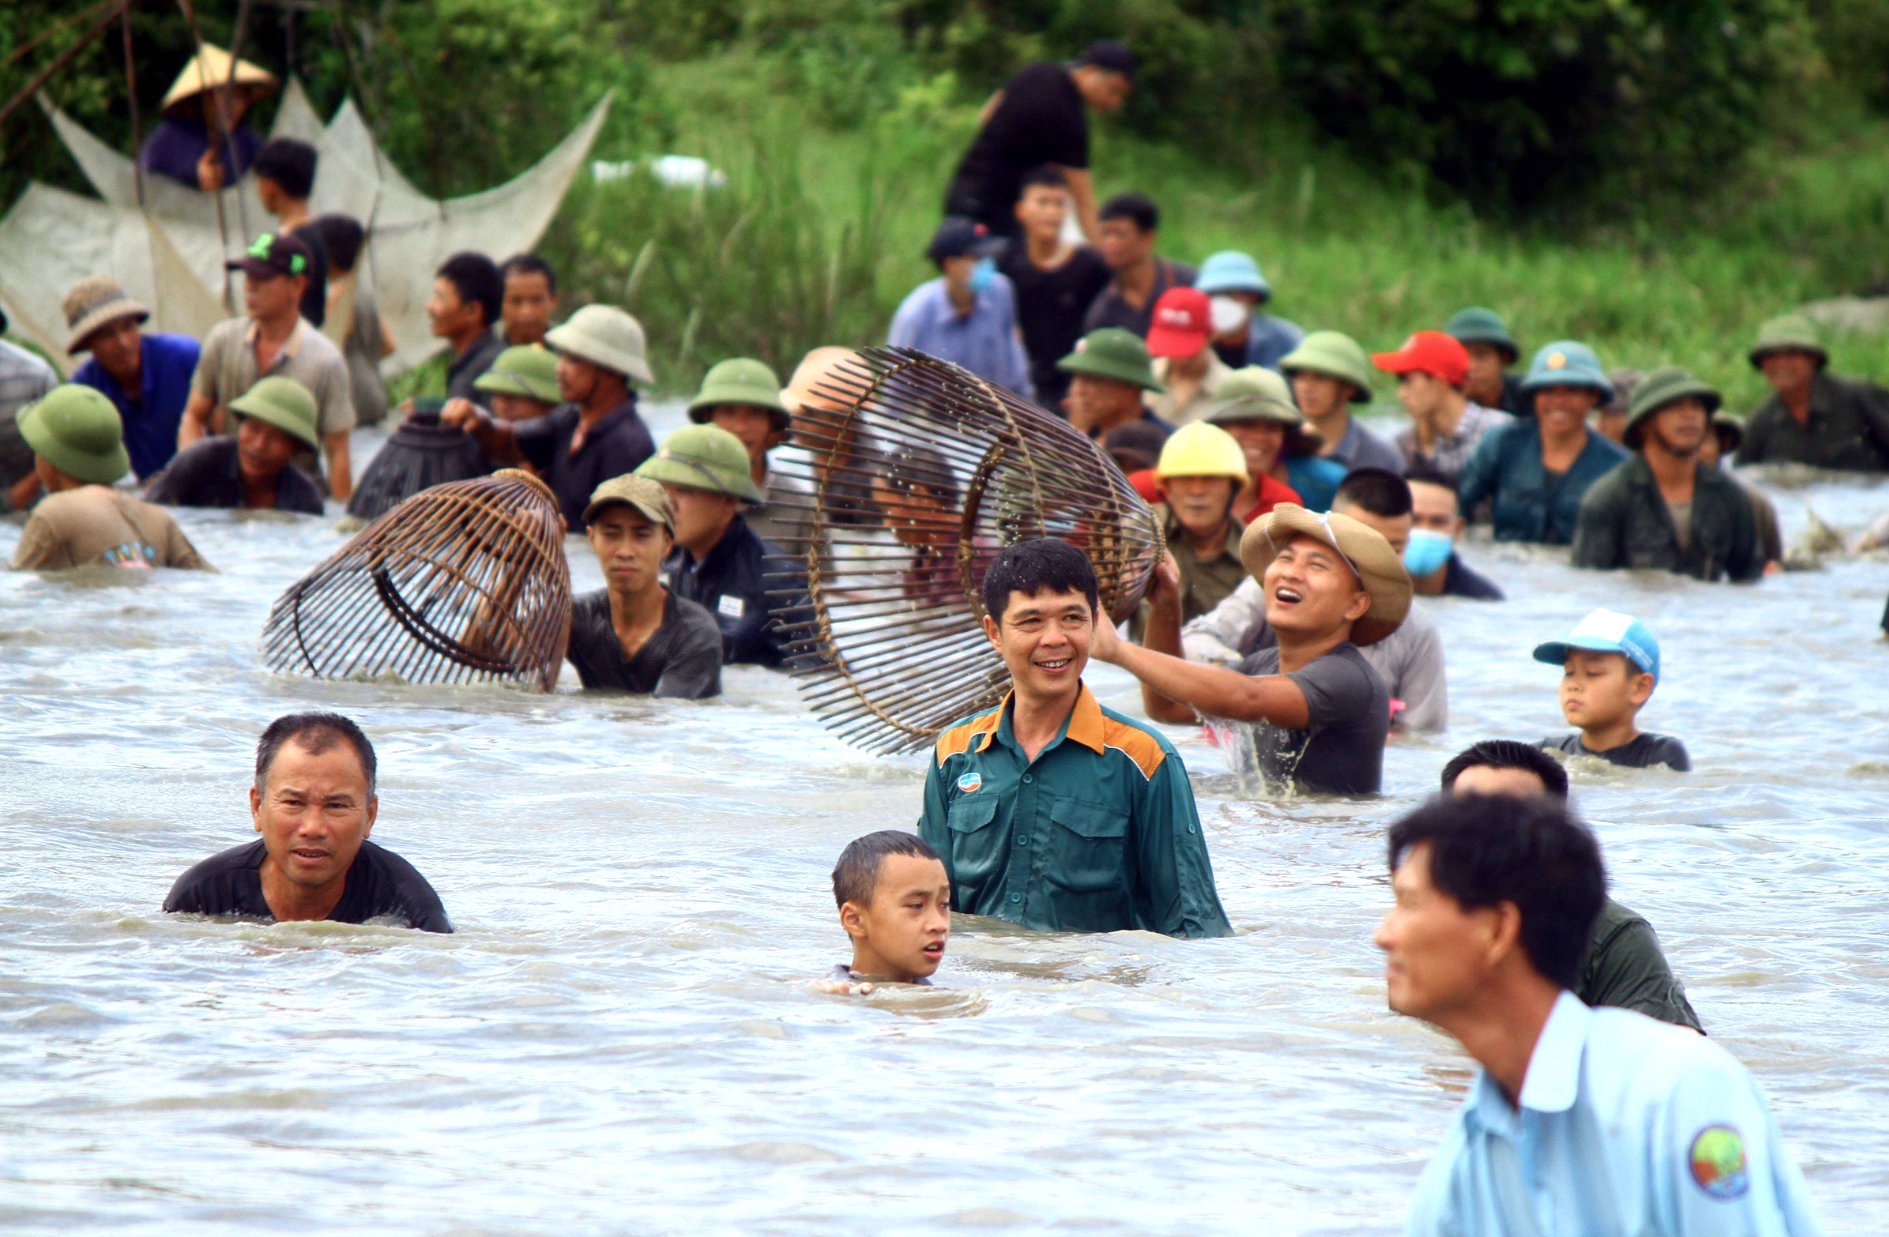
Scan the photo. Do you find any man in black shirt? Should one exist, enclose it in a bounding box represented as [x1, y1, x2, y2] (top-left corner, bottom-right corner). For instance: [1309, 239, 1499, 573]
[943, 40, 1136, 244]
[164, 712, 451, 932]
[432, 252, 508, 402]
[566, 475, 723, 697]
[637, 424, 802, 667]
[147, 375, 327, 514]
[998, 168, 1112, 409]
[443, 304, 657, 530]
[1096, 504, 1411, 795]
[1081, 193, 1197, 338]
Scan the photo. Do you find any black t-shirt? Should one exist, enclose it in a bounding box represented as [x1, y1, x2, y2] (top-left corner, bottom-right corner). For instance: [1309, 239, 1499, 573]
[163, 838, 452, 932]
[144, 435, 326, 515]
[1441, 552, 1505, 600]
[1230, 644, 1390, 794]
[515, 400, 657, 530]
[565, 588, 723, 698]
[944, 62, 1088, 234]
[999, 244, 1112, 408]
[1540, 731, 1691, 771]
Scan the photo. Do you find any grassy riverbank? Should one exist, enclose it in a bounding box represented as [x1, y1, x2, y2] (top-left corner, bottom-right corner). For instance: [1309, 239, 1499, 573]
[519, 53, 1889, 414]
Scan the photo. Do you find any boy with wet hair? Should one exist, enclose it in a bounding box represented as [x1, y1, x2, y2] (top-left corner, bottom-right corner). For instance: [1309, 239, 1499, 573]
[1534, 608, 1690, 771]
[817, 831, 951, 994]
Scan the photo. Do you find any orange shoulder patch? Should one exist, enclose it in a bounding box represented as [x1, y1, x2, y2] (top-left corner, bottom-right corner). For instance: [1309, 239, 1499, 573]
[1100, 715, 1167, 781]
[935, 710, 1000, 766]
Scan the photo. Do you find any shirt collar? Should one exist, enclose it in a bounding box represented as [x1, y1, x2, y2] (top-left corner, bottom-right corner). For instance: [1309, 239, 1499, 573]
[244, 315, 307, 358]
[980, 682, 1107, 759]
[1161, 507, 1242, 561]
[1466, 991, 1590, 1134]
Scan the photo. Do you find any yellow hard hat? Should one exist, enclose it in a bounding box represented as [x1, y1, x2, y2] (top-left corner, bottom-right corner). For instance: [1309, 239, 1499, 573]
[1154, 421, 1249, 484]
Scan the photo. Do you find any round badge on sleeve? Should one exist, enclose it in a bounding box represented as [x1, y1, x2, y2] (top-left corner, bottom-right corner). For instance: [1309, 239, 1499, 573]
[1688, 1124, 1749, 1200]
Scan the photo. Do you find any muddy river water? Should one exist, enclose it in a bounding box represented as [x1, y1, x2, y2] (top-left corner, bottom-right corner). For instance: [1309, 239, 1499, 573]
[2, 406, 1884, 1232]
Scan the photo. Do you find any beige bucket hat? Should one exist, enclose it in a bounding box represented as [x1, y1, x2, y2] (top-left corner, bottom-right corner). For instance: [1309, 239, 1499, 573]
[62, 275, 149, 355]
[1239, 503, 1411, 646]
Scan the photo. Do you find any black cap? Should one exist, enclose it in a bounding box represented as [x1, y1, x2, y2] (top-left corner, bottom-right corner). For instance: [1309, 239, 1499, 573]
[926, 216, 1004, 263]
[227, 232, 316, 279]
[1075, 40, 1137, 81]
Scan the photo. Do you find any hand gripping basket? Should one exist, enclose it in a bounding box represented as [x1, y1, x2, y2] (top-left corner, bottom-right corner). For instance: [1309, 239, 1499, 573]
[264, 469, 573, 690]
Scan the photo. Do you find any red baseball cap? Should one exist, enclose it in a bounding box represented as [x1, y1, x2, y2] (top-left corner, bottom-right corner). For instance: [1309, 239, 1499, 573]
[1145, 287, 1212, 359]
[1372, 330, 1470, 387]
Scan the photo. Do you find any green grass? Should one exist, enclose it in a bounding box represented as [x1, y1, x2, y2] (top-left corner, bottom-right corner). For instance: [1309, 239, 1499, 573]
[521, 52, 1889, 415]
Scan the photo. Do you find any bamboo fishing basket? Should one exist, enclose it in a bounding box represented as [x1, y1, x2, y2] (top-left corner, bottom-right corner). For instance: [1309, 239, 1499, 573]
[263, 469, 572, 691]
[345, 402, 493, 521]
[769, 347, 1164, 755]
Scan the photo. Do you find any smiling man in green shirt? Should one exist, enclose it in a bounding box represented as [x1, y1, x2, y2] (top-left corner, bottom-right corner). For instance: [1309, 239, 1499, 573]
[917, 539, 1231, 938]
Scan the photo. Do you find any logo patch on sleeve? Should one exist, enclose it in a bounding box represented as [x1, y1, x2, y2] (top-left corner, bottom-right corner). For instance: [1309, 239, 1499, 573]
[956, 771, 983, 793]
[1688, 1124, 1749, 1199]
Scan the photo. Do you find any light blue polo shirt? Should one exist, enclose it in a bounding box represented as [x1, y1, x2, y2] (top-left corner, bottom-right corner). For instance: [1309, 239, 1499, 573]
[1408, 991, 1822, 1236]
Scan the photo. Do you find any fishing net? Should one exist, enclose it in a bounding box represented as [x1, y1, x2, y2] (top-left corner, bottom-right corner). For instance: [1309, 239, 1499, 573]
[769, 346, 1164, 754]
[345, 403, 493, 521]
[263, 469, 572, 690]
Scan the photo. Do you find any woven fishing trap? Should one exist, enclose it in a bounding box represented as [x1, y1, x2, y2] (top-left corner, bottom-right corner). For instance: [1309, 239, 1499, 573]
[263, 469, 572, 690]
[768, 346, 1164, 755]
[345, 403, 492, 521]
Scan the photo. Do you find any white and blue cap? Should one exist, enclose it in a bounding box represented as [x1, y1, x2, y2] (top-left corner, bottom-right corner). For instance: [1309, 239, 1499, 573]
[1532, 607, 1660, 683]
[1196, 250, 1271, 300]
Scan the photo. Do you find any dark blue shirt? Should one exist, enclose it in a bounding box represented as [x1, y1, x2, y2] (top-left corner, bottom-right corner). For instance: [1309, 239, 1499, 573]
[1458, 421, 1628, 545]
[73, 332, 201, 481]
[137, 119, 263, 188]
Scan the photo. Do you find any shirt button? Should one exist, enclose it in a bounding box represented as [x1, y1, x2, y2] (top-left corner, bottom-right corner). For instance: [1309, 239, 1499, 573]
[1022, 774, 1033, 784]
[1016, 834, 1029, 846]
[1008, 892, 1021, 904]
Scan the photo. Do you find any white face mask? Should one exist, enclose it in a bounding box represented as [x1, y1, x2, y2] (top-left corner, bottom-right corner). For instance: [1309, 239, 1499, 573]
[1209, 295, 1249, 336]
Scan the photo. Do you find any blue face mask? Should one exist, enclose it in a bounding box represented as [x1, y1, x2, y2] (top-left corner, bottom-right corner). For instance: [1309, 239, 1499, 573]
[968, 256, 997, 295]
[1403, 528, 1454, 577]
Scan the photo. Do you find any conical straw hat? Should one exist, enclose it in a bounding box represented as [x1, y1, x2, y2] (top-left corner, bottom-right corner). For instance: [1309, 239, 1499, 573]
[162, 44, 279, 114]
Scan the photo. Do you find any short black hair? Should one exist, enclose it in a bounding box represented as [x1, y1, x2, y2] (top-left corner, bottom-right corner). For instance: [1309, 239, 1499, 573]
[1401, 462, 1454, 492]
[253, 138, 318, 199]
[1335, 467, 1413, 518]
[1020, 166, 1069, 193]
[1387, 794, 1604, 990]
[1099, 192, 1158, 233]
[980, 538, 1100, 622]
[436, 252, 504, 329]
[255, 712, 378, 796]
[1440, 740, 1570, 799]
[876, 444, 961, 508]
[500, 252, 558, 294]
[304, 214, 365, 275]
[832, 831, 942, 909]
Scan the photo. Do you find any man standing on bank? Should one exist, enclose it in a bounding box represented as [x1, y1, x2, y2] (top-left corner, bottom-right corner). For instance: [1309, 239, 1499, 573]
[1573, 366, 1763, 582]
[1378, 794, 1819, 1235]
[918, 540, 1230, 939]
[942, 41, 1136, 245]
[165, 713, 451, 932]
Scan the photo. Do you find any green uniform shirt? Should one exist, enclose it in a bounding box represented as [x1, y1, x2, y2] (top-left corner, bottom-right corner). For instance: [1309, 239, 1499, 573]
[918, 683, 1232, 938]
[1579, 897, 1702, 1032]
[1571, 455, 1763, 582]
[1741, 373, 1889, 472]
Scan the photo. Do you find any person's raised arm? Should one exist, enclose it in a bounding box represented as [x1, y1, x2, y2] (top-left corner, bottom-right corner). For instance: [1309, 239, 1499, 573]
[1056, 165, 1102, 247]
[1092, 608, 1311, 727]
[1133, 555, 1200, 725]
[178, 389, 218, 449]
[441, 400, 524, 465]
[323, 430, 353, 503]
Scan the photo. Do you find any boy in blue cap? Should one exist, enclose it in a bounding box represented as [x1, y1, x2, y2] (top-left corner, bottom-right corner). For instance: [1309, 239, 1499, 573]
[1534, 608, 1689, 771]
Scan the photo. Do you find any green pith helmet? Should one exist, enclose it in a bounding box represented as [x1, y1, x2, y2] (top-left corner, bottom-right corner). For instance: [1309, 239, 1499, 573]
[688, 357, 790, 430]
[14, 384, 130, 484]
[1623, 366, 1722, 449]
[1519, 340, 1613, 401]
[1747, 313, 1827, 371]
[1444, 306, 1519, 363]
[474, 345, 561, 404]
[229, 375, 320, 449]
[1055, 327, 1166, 393]
[634, 423, 765, 503]
[545, 304, 654, 386]
[1279, 330, 1372, 403]
[1710, 411, 1746, 455]
[1202, 365, 1323, 454]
